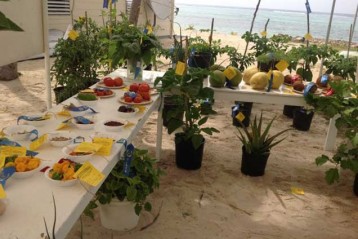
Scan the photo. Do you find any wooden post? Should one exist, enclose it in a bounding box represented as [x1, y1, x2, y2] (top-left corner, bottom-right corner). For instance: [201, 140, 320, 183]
[209, 18, 214, 47]
[129, 0, 142, 26]
[347, 24, 353, 58]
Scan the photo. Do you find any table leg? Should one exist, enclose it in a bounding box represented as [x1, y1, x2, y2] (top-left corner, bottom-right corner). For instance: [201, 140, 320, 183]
[324, 114, 339, 151]
[156, 95, 163, 160]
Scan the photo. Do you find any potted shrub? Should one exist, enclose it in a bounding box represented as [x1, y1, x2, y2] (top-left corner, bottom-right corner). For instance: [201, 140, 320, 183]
[305, 80, 358, 195]
[51, 16, 102, 103]
[84, 148, 163, 230]
[155, 68, 219, 170]
[236, 112, 290, 176]
[323, 53, 357, 81]
[188, 36, 222, 69]
[109, 14, 161, 81]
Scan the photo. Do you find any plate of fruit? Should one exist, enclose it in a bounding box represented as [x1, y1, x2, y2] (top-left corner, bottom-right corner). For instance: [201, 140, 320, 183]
[44, 158, 82, 187]
[97, 76, 126, 89]
[93, 87, 115, 98]
[4, 155, 42, 179]
[118, 82, 153, 105]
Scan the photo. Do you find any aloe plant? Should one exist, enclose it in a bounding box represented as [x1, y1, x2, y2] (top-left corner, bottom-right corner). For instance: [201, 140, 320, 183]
[236, 112, 290, 155]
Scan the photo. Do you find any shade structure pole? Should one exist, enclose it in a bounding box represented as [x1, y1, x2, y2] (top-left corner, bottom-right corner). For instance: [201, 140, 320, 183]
[319, 0, 336, 77]
[42, 0, 52, 109]
[347, 5, 358, 58]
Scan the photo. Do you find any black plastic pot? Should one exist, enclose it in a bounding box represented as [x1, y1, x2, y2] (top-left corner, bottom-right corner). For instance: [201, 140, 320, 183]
[293, 108, 314, 131]
[175, 133, 205, 170]
[188, 52, 212, 69]
[241, 146, 270, 176]
[354, 174, 358, 196]
[283, 105, 301, 118]
[54, 86, 67, 104]
[257, 61, 279, 72]
[163, 96, 184, 128]
[232, 101, 253, 127]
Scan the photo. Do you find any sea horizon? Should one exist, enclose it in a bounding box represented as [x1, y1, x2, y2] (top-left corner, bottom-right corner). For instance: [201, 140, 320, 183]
[174, 3, 358, 43]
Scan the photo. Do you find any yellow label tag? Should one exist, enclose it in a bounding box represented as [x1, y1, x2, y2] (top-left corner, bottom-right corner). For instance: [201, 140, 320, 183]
[291, 187, 305, 195]
[0, 146, 27, 166]
[29, 134, 48, 151]
[146, 25, 153, 34]
[74, 142, 102, 153]
[0, 184, 6, 199]
[92, 137, 113, 156]
[80, 89, 94, 93]
[275, 60, 289, 72]
[56, 122, 70, 130]
[73, 161, 104, 187]
[121, 86, 129, 91]
[304, 33, 313, 41]
[223, 66, 237, 80]
[57, 110, 71, 117]
[124, 122, 135, 129]
[235, 112, 245, 122]
[135, 105, 146, 113]
[260, 31, 267, 37]
[175, 61, 186, 76]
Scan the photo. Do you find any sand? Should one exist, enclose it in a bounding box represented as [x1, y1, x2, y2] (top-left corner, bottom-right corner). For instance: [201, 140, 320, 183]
[0, 32, 357, 239]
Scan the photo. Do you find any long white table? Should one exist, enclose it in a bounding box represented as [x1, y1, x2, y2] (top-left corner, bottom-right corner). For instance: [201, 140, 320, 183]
[0, 71, 163, 239]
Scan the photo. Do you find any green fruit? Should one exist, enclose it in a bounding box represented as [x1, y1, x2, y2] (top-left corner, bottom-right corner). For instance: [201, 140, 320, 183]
[250, 72, 269, 90]
[210, 70, 226, 88]
[77, 93, 97, 101]
[228, 67, 243, 87]
[210, 64, 225, 72]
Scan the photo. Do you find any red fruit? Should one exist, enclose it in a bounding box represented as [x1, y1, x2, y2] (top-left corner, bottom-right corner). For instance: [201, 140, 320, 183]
[292, 74, 303, 83]
[96, 91, 104, 96]
[133, 95, 143, 103]
[103, 77, 115, 87]
[138, 83, 150, 92]
[114, 77, 123, 86]
[129, 83, 139, 92]
[139, 91, 150, 101]
[124, 96, 133, 102]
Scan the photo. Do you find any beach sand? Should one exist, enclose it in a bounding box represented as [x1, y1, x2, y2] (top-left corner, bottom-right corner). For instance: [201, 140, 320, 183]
[1, 33, 357, 239]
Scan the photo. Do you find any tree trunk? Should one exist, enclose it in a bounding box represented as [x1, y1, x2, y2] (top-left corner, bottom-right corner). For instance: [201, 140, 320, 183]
[0, 63, 19, 81]
[129, 0, 142, 26]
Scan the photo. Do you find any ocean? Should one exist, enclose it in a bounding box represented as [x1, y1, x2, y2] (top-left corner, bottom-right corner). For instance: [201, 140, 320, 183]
[174, 4, 358, 43]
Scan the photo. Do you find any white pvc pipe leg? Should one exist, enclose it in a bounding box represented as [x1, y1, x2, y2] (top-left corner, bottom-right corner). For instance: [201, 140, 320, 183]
[324, 114, 339, 151]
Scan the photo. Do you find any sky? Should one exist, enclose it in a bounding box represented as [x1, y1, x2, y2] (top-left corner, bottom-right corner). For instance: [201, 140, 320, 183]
[175, 0, 358, 15]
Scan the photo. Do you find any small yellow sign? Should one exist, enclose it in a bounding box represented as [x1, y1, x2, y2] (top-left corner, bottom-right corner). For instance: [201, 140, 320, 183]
[304, 33, 313, 41]
[0, 146, 27, 167]
[57, 110, 71, 117]
[29, 134, 48, 151]
[56, 122, 70, 130]
[134, 105, 146, 113]
[291, 187, 305, 195]
[74, 142, 102, 153]
[224, 66, 237, 80]
[175, 61, 186, 76]
[275, 60, 289, 72]
[73, 161, 104, 187]
[124, 122, 135, 129]
[0, 184, 6, 199]
[146, 25, 153, 35]
[92, 137, 114, 156]
[235, 112, 245, 122]
[260, 31, 267, 37]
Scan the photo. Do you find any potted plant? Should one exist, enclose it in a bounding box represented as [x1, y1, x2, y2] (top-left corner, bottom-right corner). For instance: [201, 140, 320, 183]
[323, 53, 357, 81]
[305, 80, 358, 195]
[109, 14, 161, 81]
[51, 16, 102, 103]
[154, 68, 219, 170]
[188, 36, 222, 69]
[236, 112, 290, 176]
[84, 148, 163, 230]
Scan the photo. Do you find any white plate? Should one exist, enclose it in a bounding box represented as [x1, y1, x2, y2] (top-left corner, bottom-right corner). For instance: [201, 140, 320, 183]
[117, 107, 139, 118]
[44, 169, 77, 187]
[62, 144, 95, 163]
[13, 160, 42, 179]
[103, 119, 128, 132]
[48, 132, 74, 147]
[3, 125, 37, 141]
[71, 117, 96, 130]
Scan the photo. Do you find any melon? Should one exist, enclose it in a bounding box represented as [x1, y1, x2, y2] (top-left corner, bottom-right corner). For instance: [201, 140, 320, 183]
[250, 72, 269, 90]
[243, 66, 259, 85]
[270, 70, 284, 89]
[210, 70, 226, 88]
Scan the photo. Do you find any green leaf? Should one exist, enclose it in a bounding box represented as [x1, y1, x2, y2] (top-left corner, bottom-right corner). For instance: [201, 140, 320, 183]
[198, 116, 208, 126]
[191, 134, 204, 150]
[325, 168, 339, 185]
[134, 204, 142, 216]
[144, 202, 152, 211]
[126, 186, 137, 201]
[315, 155, 329, 166]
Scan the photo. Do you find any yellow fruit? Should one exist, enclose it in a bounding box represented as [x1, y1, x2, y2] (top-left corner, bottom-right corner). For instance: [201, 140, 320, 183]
[229, 67, 243, 87]
[269, 70, 284, 89]
[243, 66, 259, 85]
[250, 72, 269, 90]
